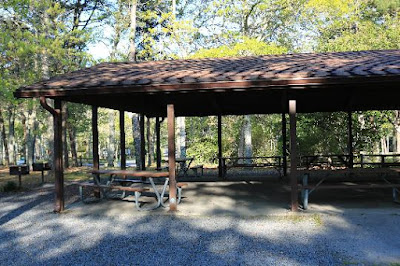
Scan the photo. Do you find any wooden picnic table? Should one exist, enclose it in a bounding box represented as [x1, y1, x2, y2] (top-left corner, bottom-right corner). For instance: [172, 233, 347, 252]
[85, 169, 187, 210]
[87, 169, 169, 210]
[297, 168, 400, 209]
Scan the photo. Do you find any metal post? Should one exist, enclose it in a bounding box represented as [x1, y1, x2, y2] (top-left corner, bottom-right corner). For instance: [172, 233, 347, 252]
[167, 104, 177, 211]
[156, 117, 161, 169]
[54, 99, 64, 212]
[120, 110, 126, 170]
[347, 111, 354, 168]
[282, 112, 287, 177]
[289, 100, 298, 212]
[218, 115, 223, 178]
[140, 114, 146, 170]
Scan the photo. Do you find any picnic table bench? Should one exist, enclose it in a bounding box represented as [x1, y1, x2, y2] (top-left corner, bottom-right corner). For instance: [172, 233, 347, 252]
[77, 170, 187, 210]
[298, 168, 400, 210]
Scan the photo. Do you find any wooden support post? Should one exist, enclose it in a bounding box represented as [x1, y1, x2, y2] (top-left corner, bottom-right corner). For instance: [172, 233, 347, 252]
[282, 112, 287, 177]
[167, 104, 177, 211]
[218, 115, 223, 178]
[140, 114, 146, 170]
[289, 100, 298, 212]
[92, 106, 99, 171]
[347, 111, 354, 168]
[92, 106, 100, 198]
[54, 99, 64, 212]
[39, 97, 64, 212]
[156, 117, 161, 169]
[120, 110, 126, 170]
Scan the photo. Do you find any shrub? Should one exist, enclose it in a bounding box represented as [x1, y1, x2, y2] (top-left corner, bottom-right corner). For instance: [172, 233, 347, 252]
[2, 181, 19, 192]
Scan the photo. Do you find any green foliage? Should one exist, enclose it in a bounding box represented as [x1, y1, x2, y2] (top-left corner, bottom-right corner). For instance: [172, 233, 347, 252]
[190, 38, 288, 58]
[186, 117, 218, 164]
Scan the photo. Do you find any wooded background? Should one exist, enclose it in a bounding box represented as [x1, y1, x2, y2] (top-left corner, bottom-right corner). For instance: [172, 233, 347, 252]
[1, 0, 400, 168]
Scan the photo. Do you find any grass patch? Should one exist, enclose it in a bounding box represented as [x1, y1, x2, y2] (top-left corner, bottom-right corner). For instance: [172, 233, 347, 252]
[64, 171, 89, 182]
[311, 213, 323, 226]
[273, 213, 323, 226]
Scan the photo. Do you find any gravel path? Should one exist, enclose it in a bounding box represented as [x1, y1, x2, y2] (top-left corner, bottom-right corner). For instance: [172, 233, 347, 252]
[0, 187, 399, 265]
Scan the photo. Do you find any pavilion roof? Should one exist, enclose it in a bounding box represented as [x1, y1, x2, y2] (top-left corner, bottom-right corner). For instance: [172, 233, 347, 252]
[14, 49, 400, 116]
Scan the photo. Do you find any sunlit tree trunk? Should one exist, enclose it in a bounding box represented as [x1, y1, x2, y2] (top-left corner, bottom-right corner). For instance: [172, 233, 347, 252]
[243, 115, 252, 163]
[177, 117, 186, 158]
[146, 117, 154, 166]
[7, 106, 16, 164]
[0, 108, 9, 165]
[21, 112, 28, 164]
[62, 102, 69, 168]
[128, 0, 137, 62]
[67, 120, 79, 167]
[132, 114, 141, 168]
[107, 111, 116, 167]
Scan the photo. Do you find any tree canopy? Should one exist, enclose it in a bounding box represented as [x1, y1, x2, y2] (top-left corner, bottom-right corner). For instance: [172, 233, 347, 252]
[1, 0, 399, 167]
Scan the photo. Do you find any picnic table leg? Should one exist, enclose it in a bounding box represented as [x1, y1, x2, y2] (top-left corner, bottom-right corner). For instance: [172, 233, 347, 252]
[160, 178, 170, 207]
[134, 177, 161, 211]
[160, 178, 184, 207]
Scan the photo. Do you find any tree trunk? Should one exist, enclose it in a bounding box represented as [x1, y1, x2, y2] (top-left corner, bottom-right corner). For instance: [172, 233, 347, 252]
[107, 111, 116, 167]
[0, 108, 9, 165]
[146, 117, 154, 166]
[243, 115, 252, 163]
[177, 117, 186, 158]
[132, 114, 141, 169]
[7, 106, 16, 164]
[381, 137, 388, 154]
[26, 107, 38, 168]
[21, 112, 28, 164]
[68, 121, 79, 167]
[62, 102, 69, 168]
[238, 117, 245, 163]
[128, 0, 138, 62]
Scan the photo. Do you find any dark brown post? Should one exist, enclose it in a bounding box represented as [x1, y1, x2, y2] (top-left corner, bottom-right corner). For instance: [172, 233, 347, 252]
[140, 114, 146, 170]
[347, 111, 354, 168]
[120, 110, 126, 170]
[218, 115, 223, 178]
[282, 112, 287, 177]
[289, 100, 298, 212]
[54, 99, 64, 212]
[167, 104, 177, 211]
[92, 106, 100, 198]
[92, 106, 99, 171]
[156, 117, 161, 169]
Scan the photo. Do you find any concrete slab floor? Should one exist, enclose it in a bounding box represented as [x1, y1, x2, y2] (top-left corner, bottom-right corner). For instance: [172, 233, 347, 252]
[67, 180, 400, 218]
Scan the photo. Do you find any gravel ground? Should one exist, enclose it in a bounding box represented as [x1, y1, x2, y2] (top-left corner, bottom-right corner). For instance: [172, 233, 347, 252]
[0, 186, 399, 265]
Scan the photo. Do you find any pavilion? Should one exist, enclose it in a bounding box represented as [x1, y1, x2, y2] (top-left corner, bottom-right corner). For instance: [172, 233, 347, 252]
[14, 49, 400, 212]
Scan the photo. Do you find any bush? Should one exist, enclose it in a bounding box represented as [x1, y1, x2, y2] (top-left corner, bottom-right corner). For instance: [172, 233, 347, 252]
[2, 181, 19, 192]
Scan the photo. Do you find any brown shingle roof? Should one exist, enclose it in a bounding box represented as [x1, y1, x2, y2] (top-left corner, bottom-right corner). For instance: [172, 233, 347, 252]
[15, 49, 400, 98]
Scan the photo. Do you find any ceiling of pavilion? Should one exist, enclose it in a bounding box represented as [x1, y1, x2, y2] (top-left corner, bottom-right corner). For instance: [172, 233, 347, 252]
[14, 50, 400, 117]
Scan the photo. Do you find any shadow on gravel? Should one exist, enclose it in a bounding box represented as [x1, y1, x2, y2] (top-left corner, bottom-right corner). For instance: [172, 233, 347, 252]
[1, 182, 400, 265]
[0, 192, 52, 226]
